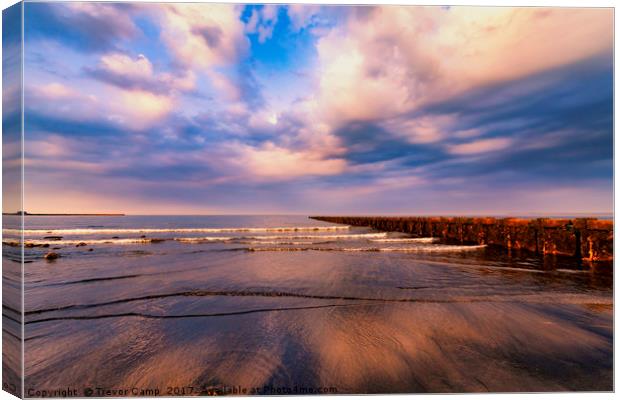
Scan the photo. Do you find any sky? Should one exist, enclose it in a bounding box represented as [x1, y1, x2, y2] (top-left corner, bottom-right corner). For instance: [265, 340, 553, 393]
[11, 3, 614, 215]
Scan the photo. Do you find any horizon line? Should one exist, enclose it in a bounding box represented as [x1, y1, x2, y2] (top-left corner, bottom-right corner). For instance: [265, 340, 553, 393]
[6, 211, 614, 218]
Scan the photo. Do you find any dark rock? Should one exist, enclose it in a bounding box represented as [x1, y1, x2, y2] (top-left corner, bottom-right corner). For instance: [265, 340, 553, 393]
[43, 236, 63, 241]
[25, 243, 50, 248]
[76, 242, 88, 247]
[44, 252, 60, 261]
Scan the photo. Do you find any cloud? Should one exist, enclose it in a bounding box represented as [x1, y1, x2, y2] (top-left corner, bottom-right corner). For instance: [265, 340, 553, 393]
[287, 5, 321, 31]
[99, 53, 153, 79]
[113, 90, 173, 128]
[86, 52, 196, 94]
[246, 5, 281, 43]
[447, 137, 513, 155]
[440, 8, 613, 86]
[160, 4, 248, 68]
[224, 142, 347, 180]
[310, 6, 613, 129]
[38, 82, 78, 98]
[20, 4, 613, 214]
[25, 2, 138, 52]
[27, 80, 173, 131]
[153, 4, 268, 110]
[379, 115, 457, 144]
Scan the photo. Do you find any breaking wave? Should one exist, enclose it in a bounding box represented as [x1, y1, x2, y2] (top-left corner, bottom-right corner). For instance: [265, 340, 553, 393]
[7, 232, 388, 247]
[370, 238, 438, 243]
[244, 245, 487, 252]
[175, 232, 387, 242]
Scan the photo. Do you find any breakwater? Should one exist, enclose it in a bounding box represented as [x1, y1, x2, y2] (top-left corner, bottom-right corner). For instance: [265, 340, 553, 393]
[310, 216, 613, 262]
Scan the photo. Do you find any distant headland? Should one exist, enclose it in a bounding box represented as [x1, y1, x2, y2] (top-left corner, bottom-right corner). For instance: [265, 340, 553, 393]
[2, 211, 125, 216]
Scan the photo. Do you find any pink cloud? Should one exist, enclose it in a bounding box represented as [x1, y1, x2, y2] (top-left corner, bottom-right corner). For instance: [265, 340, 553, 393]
[99, 53, 153, 79]
[223, 142, 348, 180]
[447, 137, 513, 155]
[309, 6, 612, 130]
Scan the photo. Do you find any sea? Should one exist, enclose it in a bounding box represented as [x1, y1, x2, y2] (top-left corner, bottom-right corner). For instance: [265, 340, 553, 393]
[2, 215, 613, 394]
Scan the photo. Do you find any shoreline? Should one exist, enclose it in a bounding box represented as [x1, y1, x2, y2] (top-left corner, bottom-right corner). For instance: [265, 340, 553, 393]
[310, 216, 613, 262]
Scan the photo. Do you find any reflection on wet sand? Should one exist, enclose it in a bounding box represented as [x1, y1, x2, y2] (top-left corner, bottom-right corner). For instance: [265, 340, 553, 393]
[25, 299, 611, 393]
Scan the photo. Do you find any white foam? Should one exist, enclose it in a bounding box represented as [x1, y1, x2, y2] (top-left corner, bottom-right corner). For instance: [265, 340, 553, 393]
[174, 237, 234, 243]
[370, 238, 438, 243]
[247, 245, 487, 253]
[236, 241, 330, 245]
[249, 233, 387, 240]
[347, 245, 487, 252]
[172, 233, 386, 242]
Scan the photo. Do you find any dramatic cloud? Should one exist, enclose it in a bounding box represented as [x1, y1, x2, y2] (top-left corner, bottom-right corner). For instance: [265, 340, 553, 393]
[310, 6, 613, 128]
[154, 3, 260, 108]
[20, 4, 613, 214]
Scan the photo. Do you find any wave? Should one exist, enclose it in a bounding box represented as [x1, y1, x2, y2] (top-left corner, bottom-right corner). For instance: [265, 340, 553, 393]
[4, 225, 350, 236]
[235, 240, 334, 245]
[245, 245, 487, 252]
[174, 237, 233, 243]
[176, 233, 387, 243]
[7, 238, 167, 247]
[8, 232, 386, 247]
[370, 237, 438, 243]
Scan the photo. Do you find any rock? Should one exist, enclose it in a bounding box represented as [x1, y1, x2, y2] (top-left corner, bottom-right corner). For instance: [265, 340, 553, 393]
[43, 236, 63, 241]
[88, 248, 94, 252]
[44, 252, 60, 261]
[25, 243, 50, 248]
[76, 242, 88, 247]
[112, 236, 120, 239]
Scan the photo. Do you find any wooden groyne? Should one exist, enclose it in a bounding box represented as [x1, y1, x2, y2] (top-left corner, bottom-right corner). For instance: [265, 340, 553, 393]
[310, 216, 613, 262]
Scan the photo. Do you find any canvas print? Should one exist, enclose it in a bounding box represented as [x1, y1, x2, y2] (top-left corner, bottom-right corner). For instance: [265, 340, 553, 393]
[1, 1, 614, 397]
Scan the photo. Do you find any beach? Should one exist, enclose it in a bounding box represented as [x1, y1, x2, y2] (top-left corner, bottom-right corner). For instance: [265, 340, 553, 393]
[1, 214, 611, 394]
